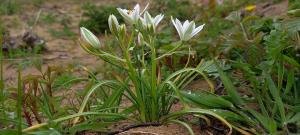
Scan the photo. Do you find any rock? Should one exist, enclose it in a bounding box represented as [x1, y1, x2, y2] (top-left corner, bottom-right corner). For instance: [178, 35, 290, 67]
[255, 0, 289, 17]
[22, 31, 46, 50]
[1, 30, 19, 52]
[1, 30, 46, 52]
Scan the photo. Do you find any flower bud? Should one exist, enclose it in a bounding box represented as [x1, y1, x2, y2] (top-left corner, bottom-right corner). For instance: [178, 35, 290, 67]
[108, 15, 120, 35]
[119, 24, 127, 39]
[80, 27, 101, 49]
[137, 32, 144, 46]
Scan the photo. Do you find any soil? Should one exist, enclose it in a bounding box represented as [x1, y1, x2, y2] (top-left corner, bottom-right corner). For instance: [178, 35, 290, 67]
[118, 124, 204, 135]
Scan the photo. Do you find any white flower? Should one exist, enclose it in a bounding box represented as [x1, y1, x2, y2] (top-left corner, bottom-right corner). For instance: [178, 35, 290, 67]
[140, 11, 164, 30]
[117, 3, 148, 25]
[80, 27, 101, 48]
[171, 17, 205, 41]
[108, 14, 120, 34]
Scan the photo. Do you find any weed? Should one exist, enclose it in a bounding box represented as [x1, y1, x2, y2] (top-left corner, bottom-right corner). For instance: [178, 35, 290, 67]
[53, 72, 77, 90]
[31, 0, 45, 7]
[48, 26, 75, 39]
[79, 3, 123, 34]
[0, 0, 19, 15]
[182, 6, 300, 134]
[153, 0, 197, 20]
[40, 12, 57, 24]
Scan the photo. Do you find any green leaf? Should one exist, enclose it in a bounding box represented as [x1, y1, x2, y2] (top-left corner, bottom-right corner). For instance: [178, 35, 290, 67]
[23, 112, 127, 132]
[248, 109, 277, 134]
[74, 80, 119, 123]
[164, 108, 233, 134]
[285, 70, 295, 94]
[225, 11, 241, 22]
[214, 60, 244, 105]
[212, 109, 246, 122]
[283, 55, 300, 68]
[181, 91, 234, 108]
[285, 18, 300, 32]
[266, 74, 286, 123]
[286, 113, 300, 124]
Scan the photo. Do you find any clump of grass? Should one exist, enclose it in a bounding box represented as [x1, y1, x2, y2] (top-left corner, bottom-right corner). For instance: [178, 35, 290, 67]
[31, 0, 45, 7]
[0, 0, 19, 15]
[40, 12, 57, 24]
[48, 26, 75, 39]
[79, 3, 123, 34]
[48, 16, 75, 39]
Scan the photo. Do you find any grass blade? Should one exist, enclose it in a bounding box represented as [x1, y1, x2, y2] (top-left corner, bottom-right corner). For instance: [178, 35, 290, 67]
[266, 74, 286, 124]
[214, 60, 244, 105]
[17, 66, 22, 135]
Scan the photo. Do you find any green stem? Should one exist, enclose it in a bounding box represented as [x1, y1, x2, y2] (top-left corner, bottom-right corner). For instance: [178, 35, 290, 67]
[156, 41, 183, 60]
[123, 32, 146, 122]
[17, 66, 22, 135]
[150, 39, 158, 121]
[240, 22, 250, 41]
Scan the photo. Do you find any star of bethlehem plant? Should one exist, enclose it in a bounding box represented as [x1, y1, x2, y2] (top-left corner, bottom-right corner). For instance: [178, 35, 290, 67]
[77, 3, 232, 134]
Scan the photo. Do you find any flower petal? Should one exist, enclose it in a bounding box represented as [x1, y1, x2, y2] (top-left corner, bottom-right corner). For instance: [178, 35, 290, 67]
[144, 11, 153, 24]
[117, 8, 134, 24]
[182, 20, 190, 32]
[80, 27, 100, 48]
[171, 18, 180, 37]
[175, 18, 184, 39]
[191, 24, 205, 37]
[153, 14, 164, 27]
[183, 21, 195, 41]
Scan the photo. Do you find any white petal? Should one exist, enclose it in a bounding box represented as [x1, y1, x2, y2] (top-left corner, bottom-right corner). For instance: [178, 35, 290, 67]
[175, 19, 184, 39]
[172, 17, 182, 39]
[191, 24, 205, 37]
[132, 4, 140, 21]
[108, 15, 120, 33]
[182, 20, 190, 32]
[153, 14, 164, 27]
[144, 11, 153, 24]
[117, 8, 134, 24]
[183, 22, 195, 41]
[112, 15, 119, 27]
[140, 17, 146, 25]
[80, 27, 100, 48]
[108, 15, 113, 31]
[172, 18, 184, 40]
[133, 4, 140, 14]
[132, 10, 140, 22]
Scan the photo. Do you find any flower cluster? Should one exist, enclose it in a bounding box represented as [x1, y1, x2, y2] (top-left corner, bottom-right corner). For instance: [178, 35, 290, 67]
[80, 3, 205, 48]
